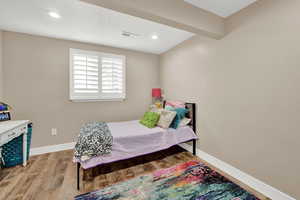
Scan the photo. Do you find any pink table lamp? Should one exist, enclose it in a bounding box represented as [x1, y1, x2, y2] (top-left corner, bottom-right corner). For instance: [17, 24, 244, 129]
[152, 88, 162, 107]
[152, 88, 162, 99]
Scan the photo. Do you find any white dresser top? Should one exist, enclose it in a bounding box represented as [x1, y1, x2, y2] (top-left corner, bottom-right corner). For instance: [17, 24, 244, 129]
[0, 120, 30, 134]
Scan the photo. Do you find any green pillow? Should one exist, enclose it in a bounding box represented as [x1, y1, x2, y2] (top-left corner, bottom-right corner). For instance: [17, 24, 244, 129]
[140, 112, 160, 128]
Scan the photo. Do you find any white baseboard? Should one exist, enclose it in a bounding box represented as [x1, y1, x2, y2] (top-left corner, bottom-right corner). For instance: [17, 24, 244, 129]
[30, 142, 75, 156]
[30, 142, 295, 200]
[179, 143, 296, 200]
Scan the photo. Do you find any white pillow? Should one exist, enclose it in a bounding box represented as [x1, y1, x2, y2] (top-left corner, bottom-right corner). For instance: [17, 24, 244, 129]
[179, 117, 191, 127]
[157, 110, 177, 129]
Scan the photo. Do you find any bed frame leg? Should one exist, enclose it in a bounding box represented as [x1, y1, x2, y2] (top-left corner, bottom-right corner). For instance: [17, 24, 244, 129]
[193, 139, 196, 156]
[77, 163, 80, 191]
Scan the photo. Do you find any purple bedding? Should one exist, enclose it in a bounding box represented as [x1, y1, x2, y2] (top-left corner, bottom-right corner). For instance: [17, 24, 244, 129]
[74, 120, 198, 169]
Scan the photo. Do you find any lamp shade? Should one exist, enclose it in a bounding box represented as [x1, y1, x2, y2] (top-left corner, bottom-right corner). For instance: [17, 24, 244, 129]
[152, 88, 162, 98]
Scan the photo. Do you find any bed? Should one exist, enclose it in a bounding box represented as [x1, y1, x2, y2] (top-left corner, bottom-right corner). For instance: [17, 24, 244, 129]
[75, 102, 198, 190]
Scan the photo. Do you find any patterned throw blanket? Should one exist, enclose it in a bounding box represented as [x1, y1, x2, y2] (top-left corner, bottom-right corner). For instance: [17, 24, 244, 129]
[74, 122, 113, 162]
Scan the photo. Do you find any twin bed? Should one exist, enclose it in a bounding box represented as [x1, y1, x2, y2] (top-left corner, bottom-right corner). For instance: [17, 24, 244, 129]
[75, 102, 198, 190]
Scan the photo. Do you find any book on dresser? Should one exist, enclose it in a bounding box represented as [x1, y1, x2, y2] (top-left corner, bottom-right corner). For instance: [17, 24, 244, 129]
[0, 102, 11, 122]
[0, 111, 11, 122]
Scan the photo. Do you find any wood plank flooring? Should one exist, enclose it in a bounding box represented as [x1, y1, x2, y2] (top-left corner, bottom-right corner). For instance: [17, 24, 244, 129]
[0, 146, 269, 200]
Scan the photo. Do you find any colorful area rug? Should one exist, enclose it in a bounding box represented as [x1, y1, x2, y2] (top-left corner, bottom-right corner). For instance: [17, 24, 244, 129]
[75, 161, 261, 200]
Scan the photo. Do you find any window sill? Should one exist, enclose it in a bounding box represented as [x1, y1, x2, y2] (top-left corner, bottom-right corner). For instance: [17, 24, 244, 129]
[70, 98, 126, 103]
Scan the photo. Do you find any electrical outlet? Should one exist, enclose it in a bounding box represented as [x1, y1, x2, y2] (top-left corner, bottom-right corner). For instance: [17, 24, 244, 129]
[51, 128, 57, 136]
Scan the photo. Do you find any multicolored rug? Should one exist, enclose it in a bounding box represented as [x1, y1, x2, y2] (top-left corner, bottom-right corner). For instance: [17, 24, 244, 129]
[75, 161, 261, 200]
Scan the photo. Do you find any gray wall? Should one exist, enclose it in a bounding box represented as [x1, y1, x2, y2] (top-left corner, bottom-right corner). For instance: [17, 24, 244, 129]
[160, 0, 300, 198]
[0, 30, 3, 100]
[3, 31, 160, 148]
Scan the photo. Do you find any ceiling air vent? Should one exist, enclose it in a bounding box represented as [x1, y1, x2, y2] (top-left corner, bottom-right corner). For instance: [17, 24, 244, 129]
[121, 31, 140, 38]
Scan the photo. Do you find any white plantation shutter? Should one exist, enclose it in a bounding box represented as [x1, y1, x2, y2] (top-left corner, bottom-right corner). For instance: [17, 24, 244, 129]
[70, 49, 126, 101]
[101, 57, 123, 95]
[73, 54, 99, 94]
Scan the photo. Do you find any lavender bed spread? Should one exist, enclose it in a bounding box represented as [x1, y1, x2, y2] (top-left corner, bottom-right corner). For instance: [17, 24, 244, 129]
[74, 120, 198, 169]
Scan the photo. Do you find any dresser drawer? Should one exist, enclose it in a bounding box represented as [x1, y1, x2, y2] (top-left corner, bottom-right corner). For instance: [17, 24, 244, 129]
[0, 125, 27, 144]
[17, 125, 27, 134]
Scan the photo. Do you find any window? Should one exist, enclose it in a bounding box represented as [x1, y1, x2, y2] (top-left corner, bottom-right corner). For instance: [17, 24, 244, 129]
[70, 48, 126, 101]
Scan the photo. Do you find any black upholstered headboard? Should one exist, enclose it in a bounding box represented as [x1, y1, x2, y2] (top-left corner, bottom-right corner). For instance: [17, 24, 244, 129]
[185, 103, 196, 133]
[163, 101, 196, 133]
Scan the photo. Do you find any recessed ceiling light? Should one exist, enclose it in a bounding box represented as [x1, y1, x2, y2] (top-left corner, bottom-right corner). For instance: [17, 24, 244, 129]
[151, 35, 159, 40]
[48, 11, 61, 19]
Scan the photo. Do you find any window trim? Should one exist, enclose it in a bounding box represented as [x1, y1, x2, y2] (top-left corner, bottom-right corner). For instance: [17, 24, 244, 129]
[69, 48, 126, 102]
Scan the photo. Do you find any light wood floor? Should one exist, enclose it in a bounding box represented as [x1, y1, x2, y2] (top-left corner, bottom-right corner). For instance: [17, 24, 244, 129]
[0, 146, 269, 200]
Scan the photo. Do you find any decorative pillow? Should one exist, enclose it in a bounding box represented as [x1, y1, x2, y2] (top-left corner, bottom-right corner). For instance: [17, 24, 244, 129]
[166, 107, 188, 129]
[165, 100, 185, 108]
[157, 110, 177, 129]
[139, 112, 160, 128]
[179, 117, 192, 127]
[164, 105, 174, 110]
